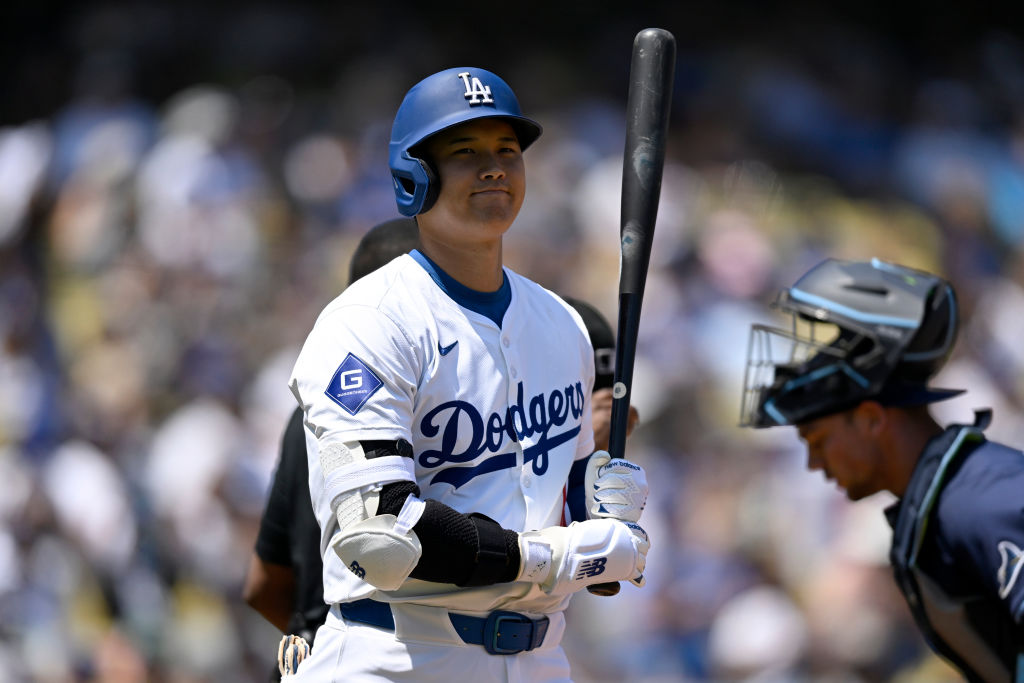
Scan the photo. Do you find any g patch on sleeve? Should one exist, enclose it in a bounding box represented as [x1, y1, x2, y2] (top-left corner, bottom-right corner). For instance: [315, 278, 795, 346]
[325, 353, 384, 415]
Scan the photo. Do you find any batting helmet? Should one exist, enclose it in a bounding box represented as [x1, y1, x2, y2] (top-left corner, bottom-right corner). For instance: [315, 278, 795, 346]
[389, 67, 542, 216]
[740, 258, 963, 428]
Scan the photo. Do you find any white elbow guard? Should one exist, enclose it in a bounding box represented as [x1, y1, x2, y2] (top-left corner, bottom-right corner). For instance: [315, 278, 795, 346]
[319, 440, 416, 531]
[333, 495, 426, 590]
[318, 440, 424, 590]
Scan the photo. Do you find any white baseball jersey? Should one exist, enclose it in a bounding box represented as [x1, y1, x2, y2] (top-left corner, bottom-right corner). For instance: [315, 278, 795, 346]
[289, 252, 595, 616]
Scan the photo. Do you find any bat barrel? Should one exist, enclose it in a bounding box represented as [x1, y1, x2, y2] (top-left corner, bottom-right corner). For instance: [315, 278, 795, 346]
[612, 27, 675, 448]
[620, 28, 675, 298]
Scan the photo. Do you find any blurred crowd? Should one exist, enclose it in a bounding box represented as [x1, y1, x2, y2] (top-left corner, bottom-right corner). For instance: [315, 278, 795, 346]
[3, 4, 1024, 682]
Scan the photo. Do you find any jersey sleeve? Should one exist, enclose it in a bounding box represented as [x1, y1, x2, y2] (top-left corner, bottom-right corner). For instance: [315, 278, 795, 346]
[939, 447, 1024, 624]
[290, 303, 422, 445]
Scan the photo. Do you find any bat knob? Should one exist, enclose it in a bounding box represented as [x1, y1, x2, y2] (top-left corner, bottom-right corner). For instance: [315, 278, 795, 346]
[587, 581, 622, 596]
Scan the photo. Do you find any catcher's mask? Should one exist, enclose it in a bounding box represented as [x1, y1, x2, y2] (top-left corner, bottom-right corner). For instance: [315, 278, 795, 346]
[740, 258, 964, 428]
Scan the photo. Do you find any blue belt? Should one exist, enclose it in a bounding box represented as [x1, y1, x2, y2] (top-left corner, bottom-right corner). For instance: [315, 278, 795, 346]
[339, 599, 550, 656]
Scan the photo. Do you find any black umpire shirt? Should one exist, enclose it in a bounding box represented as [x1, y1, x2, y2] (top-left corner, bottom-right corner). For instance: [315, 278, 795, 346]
[255, 407, 328, 641]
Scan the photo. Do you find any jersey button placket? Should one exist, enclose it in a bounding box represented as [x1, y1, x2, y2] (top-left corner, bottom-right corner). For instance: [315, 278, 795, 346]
[502, 334, 519, 472]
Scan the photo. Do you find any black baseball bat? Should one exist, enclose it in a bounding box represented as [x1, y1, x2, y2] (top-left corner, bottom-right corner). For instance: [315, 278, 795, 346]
[588, 27, 675, 597]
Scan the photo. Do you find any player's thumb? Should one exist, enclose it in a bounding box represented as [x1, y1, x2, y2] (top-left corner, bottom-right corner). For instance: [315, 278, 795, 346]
[590, 450, 611, 470]
[584, 450, 612, 499]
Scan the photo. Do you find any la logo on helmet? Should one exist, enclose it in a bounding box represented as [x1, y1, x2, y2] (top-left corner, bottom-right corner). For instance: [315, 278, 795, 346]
[458, 72, 493, 105]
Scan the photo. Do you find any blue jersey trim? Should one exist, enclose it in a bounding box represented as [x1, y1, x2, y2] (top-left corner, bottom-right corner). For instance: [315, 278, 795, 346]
[909, 426, 984, 566]
[411, 249, 511, 327]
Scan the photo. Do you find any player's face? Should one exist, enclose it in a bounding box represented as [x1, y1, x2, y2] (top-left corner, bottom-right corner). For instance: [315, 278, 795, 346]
[419, 118, 525, 240]
[797, 409, 884, 501]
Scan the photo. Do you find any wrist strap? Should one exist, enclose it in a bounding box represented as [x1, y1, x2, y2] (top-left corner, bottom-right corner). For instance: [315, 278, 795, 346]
[519, 538, 554, 584]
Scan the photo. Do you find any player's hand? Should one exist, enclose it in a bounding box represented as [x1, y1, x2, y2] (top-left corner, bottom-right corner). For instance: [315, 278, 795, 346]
[277, 633, 310, 678]
[584, 451, 648, 522]
[591, 388, 639, 452]
[517, 519, 650, 595]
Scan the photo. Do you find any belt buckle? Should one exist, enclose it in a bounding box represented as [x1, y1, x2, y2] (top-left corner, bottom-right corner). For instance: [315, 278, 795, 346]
[483, 610, 534, 655]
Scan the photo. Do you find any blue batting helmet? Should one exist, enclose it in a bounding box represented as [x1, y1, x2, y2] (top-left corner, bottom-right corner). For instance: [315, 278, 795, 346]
[388, 67, 542, 216]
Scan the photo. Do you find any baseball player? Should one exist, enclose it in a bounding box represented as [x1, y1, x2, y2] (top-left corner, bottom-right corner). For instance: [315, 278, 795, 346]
[286, 67, 650, 681]
[741, 258, 1024, 682]
[246, 224, 640, 681]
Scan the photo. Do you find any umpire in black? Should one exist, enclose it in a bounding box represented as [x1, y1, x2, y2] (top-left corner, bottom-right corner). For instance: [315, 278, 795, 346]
[740, 257, 1024, 682]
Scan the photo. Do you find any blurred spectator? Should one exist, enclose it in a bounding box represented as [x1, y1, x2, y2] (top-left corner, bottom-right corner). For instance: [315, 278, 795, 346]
[1, 4, 1022, 680]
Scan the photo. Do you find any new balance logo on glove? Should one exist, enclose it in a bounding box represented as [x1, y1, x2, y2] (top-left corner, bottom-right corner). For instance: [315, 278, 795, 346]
[575, 557, 607, 579]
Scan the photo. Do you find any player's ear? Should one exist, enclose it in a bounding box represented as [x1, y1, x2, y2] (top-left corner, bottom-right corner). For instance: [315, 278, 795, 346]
[853, 400, 886, 438]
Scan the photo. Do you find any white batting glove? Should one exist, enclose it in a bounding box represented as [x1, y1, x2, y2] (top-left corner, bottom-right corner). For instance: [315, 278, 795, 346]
[277, 634, 310, 678]
[584, 451, 649, 522]
[517, 518, 650, 595]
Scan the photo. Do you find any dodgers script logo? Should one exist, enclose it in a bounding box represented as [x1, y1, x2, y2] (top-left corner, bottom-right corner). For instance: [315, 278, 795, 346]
[418, 381, 584, 488]
[458, 72, 493, 105]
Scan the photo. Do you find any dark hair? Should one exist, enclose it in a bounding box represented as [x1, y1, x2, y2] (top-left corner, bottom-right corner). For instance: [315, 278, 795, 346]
[348, 218, 420, 284]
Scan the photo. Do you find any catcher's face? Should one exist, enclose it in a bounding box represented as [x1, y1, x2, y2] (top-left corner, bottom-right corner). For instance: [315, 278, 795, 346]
[797, 405, 885, 501]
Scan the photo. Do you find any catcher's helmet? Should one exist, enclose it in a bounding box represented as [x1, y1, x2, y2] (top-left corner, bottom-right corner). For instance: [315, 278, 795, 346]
[740, 258, 963, 428]
[389, 67, 542, 216]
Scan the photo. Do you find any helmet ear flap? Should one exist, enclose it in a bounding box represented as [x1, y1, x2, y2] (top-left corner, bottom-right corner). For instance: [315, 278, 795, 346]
[418, 159, 439, 214]
[392, 154, 438, 217]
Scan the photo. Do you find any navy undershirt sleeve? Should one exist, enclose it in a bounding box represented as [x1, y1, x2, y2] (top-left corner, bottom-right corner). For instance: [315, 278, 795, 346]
[566, 455, 592, 523]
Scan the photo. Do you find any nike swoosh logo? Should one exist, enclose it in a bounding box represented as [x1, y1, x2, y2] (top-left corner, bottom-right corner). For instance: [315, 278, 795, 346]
[438, 341, 458, 356]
